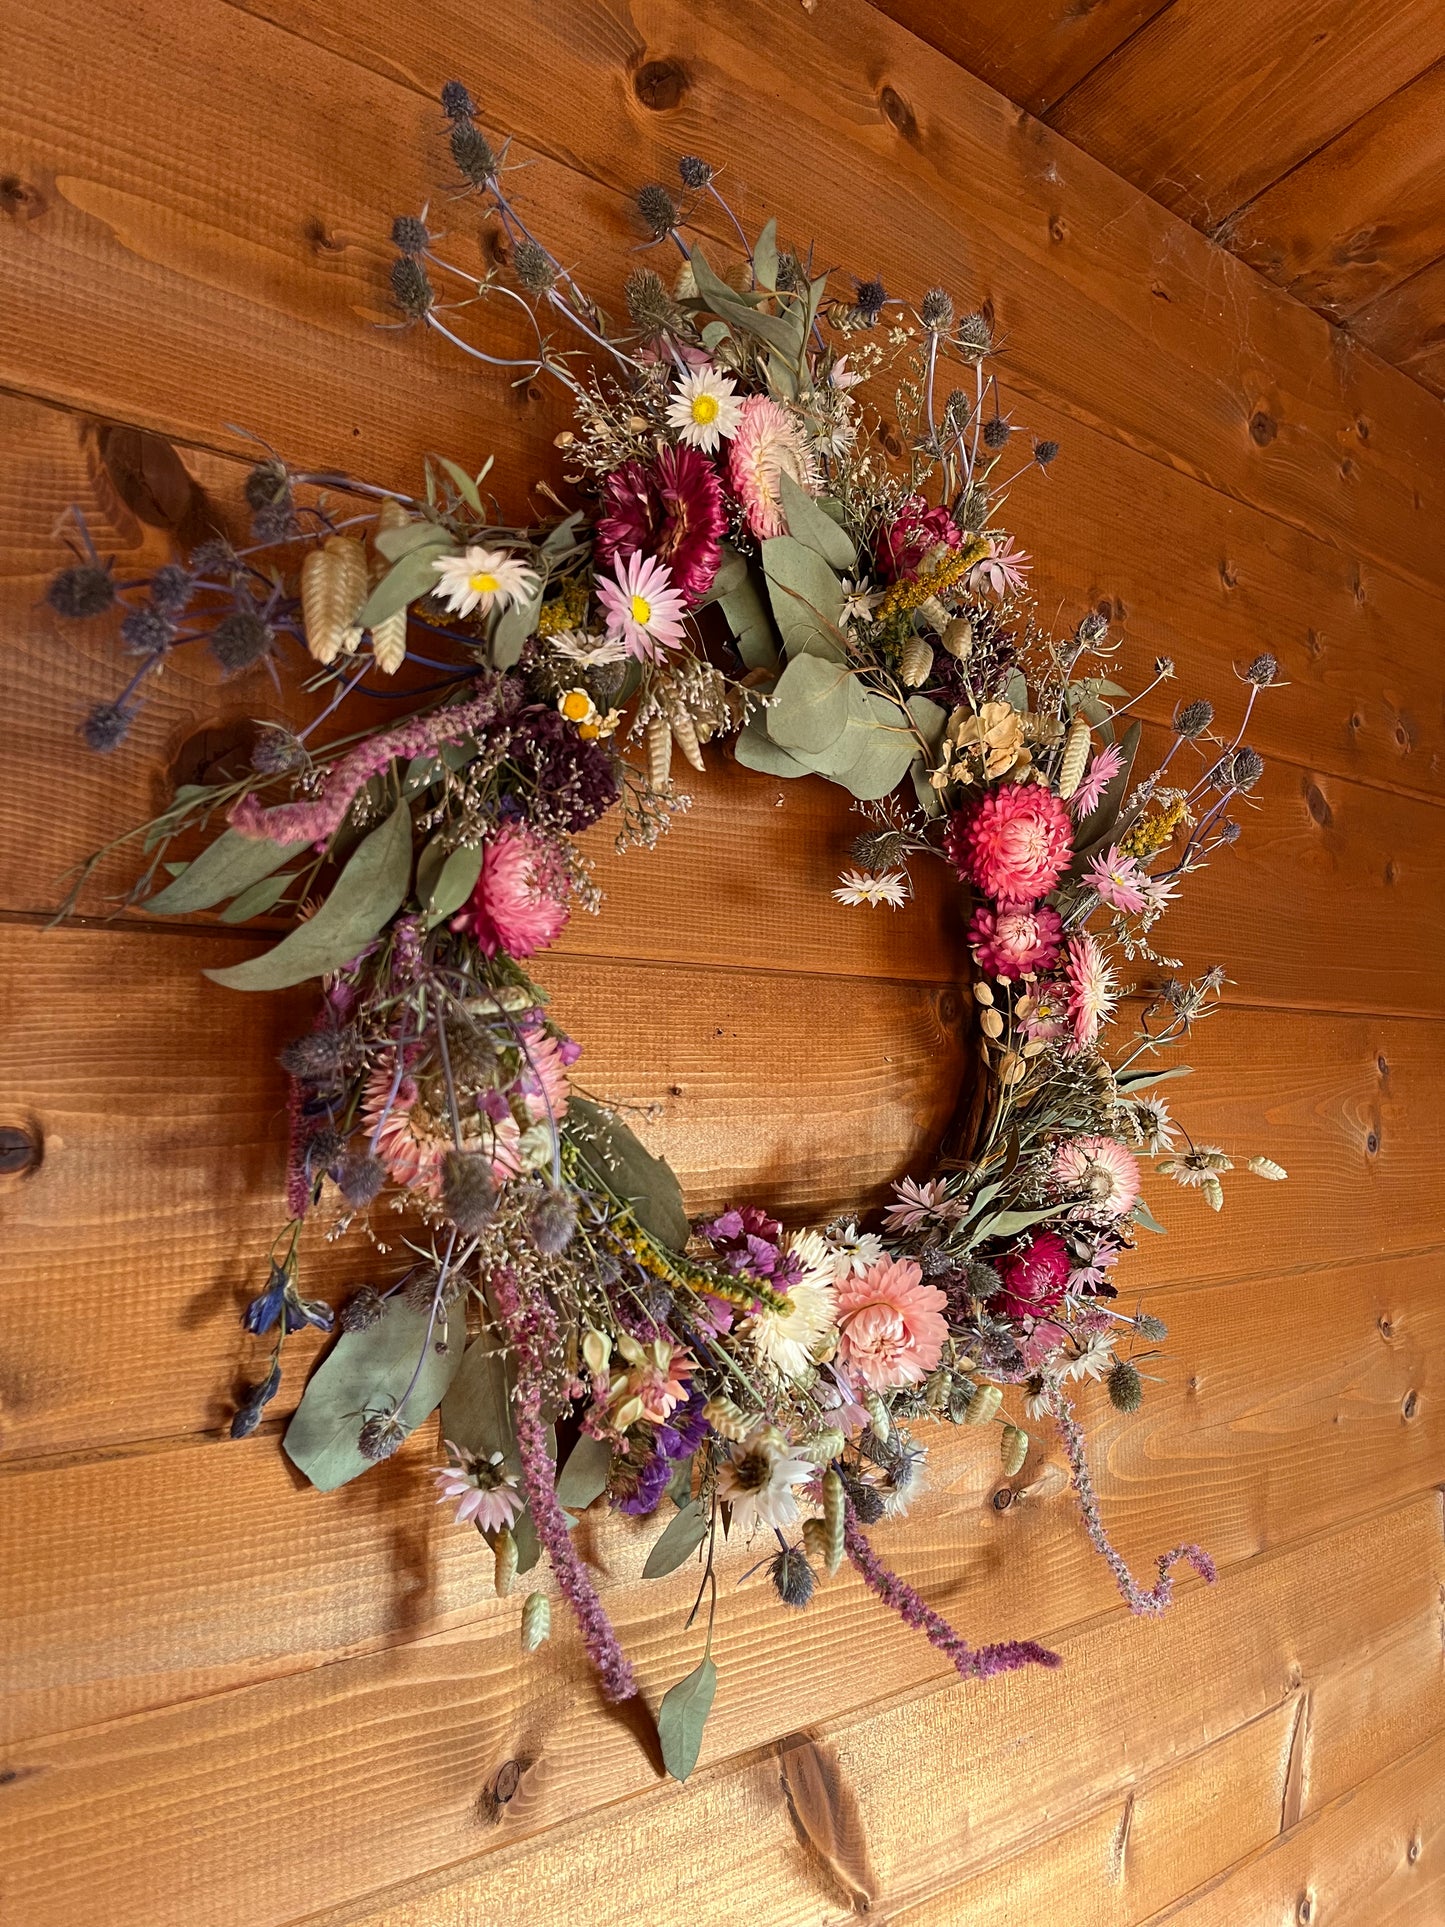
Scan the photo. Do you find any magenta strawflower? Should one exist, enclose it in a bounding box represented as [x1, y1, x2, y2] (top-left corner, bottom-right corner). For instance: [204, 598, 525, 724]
[452, 822, 569, 959]
[945, 784, 1074, 908]
[968, 901, 1064, 980]
[594, 444, 726, 605]
[994, 1230, 1072, 1320]
[875, 493, 960, 582]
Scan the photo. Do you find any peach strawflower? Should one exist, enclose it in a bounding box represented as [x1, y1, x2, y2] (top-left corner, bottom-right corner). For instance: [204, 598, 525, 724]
[727, 395, 819, 540]
[1064, 932, 1117, 1051]
[836, 1255, 948, 1390]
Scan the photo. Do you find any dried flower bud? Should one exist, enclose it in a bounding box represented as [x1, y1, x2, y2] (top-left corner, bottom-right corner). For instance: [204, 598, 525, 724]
[853, 277, 887, 325]
[955, 483, 989, 533]
[82, 702, 134, 752]
[1076, 611, 1109, 647]
[1035, 439, 1060, 467]
[1135, 1312, 1168, 1341]
[1244, 651, 1279, 686]
[956, 311, 993, 360]
[48, 562, 117, 620]
[1217, 818, 1241, 845]
[775, 249, 803, 293]
[770, 1545, 816, 1609]
[279, 1027, 357, 1083]
[244, 459, 291, 513]
[401, 1265, 443, 1312]
[390, 213, 430, 257]
[1173, 697, 1214, 738]
[190, 537, 239, 580]
[581, 1328, 611, 1375]
[335, 1150, 386, 1208]
[512, 240, 556, 295]
[390, 254, 435, 319]
[1107, 1359, 1143, 1412]
[521, 1591, 551, 1651]
[528, 1186, 577, 1254]
[1230, 746, 1265, 791]
[636, 183, 678, 240]
[944, 389, 972, 433]
[625, 268, 681, 338]
[251, 724, 306, 775]
[678, 154, 713, 189]
[920, 286, 954, 332]
[982, 415, 1011, 450]
[358, 1412, 408, 1461]
[149, 563, 195, 617]
[440, 79, 475, 121]
[210, 608, 275, 675]
[340, 1286, 385, 1333]
[303, 1128, 345, 1180]
[441, 1149, 497, 1234]
[449, 119, 497, 188]
[851, 827, 909, 872]
[230, 1362, 282, 1439]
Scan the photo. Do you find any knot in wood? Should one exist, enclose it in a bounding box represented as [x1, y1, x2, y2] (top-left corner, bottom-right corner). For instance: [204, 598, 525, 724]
[879, 85, 917, 142]
[634, 59, 687, 111]
[0, 1122, 42, 1178]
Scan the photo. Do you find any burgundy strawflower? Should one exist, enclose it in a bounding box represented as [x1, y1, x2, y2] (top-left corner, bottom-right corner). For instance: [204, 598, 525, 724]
[993, 1230, 1072, 1321]
[594, 444, 726, 605]
[875, 494, 961, 583]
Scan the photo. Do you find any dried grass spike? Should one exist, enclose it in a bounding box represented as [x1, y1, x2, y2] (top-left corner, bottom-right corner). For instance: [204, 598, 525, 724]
[646, 711, 673, 786]
[669, 706, 706, 772]
[1057, 713, 1093, 799]
[1000, 1424, 1028, 1476]
[821, 1468, 845, 1575]
[963, 1382, 1002, 1425]
[493, 1525, 519, 1598]
[301, 537, 368, 664]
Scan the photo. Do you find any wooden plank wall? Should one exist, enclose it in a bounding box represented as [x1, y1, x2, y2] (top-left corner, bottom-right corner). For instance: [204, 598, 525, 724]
[1, 3, 1442, 1922]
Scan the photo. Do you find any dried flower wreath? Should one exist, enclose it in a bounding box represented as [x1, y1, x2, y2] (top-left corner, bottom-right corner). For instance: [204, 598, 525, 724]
[47, 85, 1284, 1778]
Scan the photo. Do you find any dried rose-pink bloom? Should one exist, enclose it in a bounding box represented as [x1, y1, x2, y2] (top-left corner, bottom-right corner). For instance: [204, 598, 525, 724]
[836, 1255, 947, 1390]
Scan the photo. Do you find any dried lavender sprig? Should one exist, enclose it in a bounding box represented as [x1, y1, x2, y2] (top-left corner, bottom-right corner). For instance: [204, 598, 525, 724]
[843, 1505, 1062, 1678]
[492, 1265, 637, 1702]
[1050, 1391, 1216, 1614]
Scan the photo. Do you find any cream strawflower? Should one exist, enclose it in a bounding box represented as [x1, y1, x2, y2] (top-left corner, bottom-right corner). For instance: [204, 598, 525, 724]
[432, 547, 537, 619]
[747, 1229, 839, 1379]
[834, 869, 909, 908]
[717, 1426, 815, 1532]
[549, 627, 630, 666]
[665, 365, 743, 453]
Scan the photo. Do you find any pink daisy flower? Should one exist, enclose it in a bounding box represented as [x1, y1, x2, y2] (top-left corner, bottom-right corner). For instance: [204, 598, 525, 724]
[968, 536, 1031, 598]
[1086, 845, 1149, 914]
[883, 1175, 961, 1232]
[1064, 933, 1116, 1051]
[434, 1440, 524, 1534]
[968, 902, 1064, 980]
[1070, 743, 1123, 818]
[836, 1255, 948, 1390]
[944, 784, 1074, 908]
[1053, 1136, 1142, 1219]
[595, 551, 690, 660]
[727, 395, 819, 540]
[454, 822, 569, 959]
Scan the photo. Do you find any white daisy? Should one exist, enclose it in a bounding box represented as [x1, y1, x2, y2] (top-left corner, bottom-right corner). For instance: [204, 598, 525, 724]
[717, 1427, 815, 1533]
[839, 576, 883, 626]
[829, 1223, 884, 1279]
[883, 1175, 962, 1232]
[1126, 1095, 1176, 1154]
[548, 627, 630, 666]
[834, 869, 909, 908]
[665, 365, 743, 453]
[431, 547, 537, 619]
[1064, 1334, 1115, 1383]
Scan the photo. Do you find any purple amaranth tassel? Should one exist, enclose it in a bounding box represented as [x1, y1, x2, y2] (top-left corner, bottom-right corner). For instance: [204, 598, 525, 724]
[1051, 1391, 1216, 1614]
[843, 1506, 1062, 1679]
[490, 1267, 637, 1703]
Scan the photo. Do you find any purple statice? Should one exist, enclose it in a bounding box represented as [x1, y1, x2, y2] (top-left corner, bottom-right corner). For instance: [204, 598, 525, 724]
[613, 1444, 671, 1517]
[698, 1205, 803, 1287]
[1051, 1391, 1216, 1613]
[657, 1385, 709, 1460]
[508, 702, 619, 832]
[844, 1506, 1062, 1679]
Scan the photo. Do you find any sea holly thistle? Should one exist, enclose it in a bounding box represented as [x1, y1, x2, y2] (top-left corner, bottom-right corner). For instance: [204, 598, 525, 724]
[43, 80, 1285, 1780]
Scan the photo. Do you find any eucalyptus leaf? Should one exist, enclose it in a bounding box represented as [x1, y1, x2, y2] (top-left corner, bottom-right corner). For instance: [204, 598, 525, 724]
[752, 217, 779, 293]
[974, 1204, 1069, 1240]
[778, 471, 857, 571]
[375, 519, 451, 564]
[760, 537, 846, 660]
[699, 319, 732, 355]
[491, 580, 544, 670]
[694, 542, 749, 609]
[907, 694, 948, 760]
[424, 844, 483, 929]
[766, 652, 852, 755]
[554, 1432, 614, 1511]
[205, 801, 412, 991]
[1116, 1063, 1195, 1091]
[218, 870, 295, 923]
[642, 1497, 709, 1579]
[1133, 1198, 1168, 1235]
[911, 759, 944, 818]
[690, 246, 800, 359]
[144, 828, 299, 916]
[718, 566, 781, 673]
[283, 1297, 464, 1493]
[415, 833, 449, 910]
[566, 1096, 690, 1249]
[430, 454, 485, 515]
[358, 541, 455, 628]
[440, 1323, 519, 1471]
[827, 691, 920, 800]
[734, 712, 809, 779]
[541, 508, 586, 557]
[657, 1655, 717, 1783]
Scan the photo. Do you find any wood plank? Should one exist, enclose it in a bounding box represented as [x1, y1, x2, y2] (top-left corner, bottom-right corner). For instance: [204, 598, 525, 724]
[865, 0, 1171, 117]
[1048, 0, 1445, 232]
[1221, 58, 1445, 322]
[3, 1244, 1440, 1746]
[1350, 256, 1445, 403]
[1140, 1726, 1445, 1924]
[4, 0, 1445, 605]
[8, 1497, 1422, 1927]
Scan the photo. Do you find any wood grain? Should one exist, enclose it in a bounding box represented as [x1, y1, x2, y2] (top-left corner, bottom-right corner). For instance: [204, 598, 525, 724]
[1048, 0, 1445, 231]
[3, 0, 1445, 602]
[1222, 58, 1445, 322]
[1351, 256, 1445, 402]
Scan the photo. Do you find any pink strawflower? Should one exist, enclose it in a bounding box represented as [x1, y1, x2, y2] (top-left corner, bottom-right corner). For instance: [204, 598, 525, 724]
[594, 444, 726, 604]
[968, 535, 1031, 597]
[1064, 933, 1117, 1051]
[434, 1440, 524, 1534]
[1070, 743, 1124, 818]
[968, 902, 1064, 980]
[945, 784, 1074, 908]
[1053, 1136, 1141, 1218]
[875, 493, 960, 583]
[836, 1255, 948, 1390]
[727, 395, 819, 539]
[595, 551, 690, 660]
[454, 822, 569, 959]
[883, 1176, 959, 1232]
[994, 1229, 1072, 1320]
[1087, 844, 1148, 914]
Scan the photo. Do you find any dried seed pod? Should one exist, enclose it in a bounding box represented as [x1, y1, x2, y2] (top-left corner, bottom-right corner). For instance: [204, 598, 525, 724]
[669, 706, 706, 773]
[821, 1468, 846, 1575]
[646, 711, 673, 786]
[803, 1517, 830, 1567]
[998, 1051, 1025, 1084]
[704, 1395, 751, 1442]
[803, 1427, 846, 1464]
[916, 595, 950, 634]
[300, 536, 369, 665]
[973, 981, 994, 1006]
[979, 1007, 1004, 1039]
[367, 503, 410, 673]
[999, 1424, 1029, 1476]
[1247, 1155, 1288, 1181]
[963, 1382, 1003, 1426]
[1056, 713, 1093, 800]
[521, 1591, 551, 1651]
[899, 633, 934, 687]
[493, 1526, 519, 1598]
[940, 614, 973, 659]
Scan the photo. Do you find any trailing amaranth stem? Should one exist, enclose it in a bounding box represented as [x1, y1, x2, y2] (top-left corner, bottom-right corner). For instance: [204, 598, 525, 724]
[1050, 1389, 1216, 1614]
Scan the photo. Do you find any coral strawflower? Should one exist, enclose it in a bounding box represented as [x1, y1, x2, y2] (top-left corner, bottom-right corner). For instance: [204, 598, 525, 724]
[836, 1255, 948, 1390]
[727, 395, 819, 539]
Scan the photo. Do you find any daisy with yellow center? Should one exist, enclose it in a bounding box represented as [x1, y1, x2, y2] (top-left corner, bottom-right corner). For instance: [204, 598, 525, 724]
[557, 686, 619, 740]
[432, 546, 538, 620]
[595, 552, 689, 661]
[665, 365, 743, 454]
